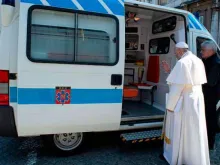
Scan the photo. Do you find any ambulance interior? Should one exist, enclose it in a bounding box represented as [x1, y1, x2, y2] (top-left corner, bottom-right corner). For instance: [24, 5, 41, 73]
[122, 6, 186, 122]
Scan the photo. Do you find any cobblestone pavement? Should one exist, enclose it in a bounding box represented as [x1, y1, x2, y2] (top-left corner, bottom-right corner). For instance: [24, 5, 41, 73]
[0, 132, 219, 165]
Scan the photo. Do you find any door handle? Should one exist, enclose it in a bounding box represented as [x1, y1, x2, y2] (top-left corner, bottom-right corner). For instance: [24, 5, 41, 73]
[111, 74, 122, 86]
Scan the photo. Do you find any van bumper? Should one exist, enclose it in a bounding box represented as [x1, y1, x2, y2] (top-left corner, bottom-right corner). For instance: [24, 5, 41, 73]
[0, 106, 17, 137]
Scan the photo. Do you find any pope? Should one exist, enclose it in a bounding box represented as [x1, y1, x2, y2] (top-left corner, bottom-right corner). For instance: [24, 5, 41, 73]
[161, 42, 210, 165]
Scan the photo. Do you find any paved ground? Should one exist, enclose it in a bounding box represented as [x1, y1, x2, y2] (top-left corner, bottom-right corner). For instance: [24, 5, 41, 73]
[0, 132, 219, 165]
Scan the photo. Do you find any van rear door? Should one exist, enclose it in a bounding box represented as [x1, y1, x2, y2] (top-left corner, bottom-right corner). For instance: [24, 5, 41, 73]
[16, 3, 125, 136]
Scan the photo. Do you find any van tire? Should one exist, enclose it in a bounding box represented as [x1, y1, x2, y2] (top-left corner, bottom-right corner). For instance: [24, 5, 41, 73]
[41, 132, 86, 155]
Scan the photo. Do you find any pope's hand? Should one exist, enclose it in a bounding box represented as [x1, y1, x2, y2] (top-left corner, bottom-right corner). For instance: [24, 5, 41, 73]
[167, 109, 173, 113]
[162, 61, 171, 73]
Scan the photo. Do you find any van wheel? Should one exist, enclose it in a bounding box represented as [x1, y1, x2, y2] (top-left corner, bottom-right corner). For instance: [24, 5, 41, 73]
[42, 132, 85, 154]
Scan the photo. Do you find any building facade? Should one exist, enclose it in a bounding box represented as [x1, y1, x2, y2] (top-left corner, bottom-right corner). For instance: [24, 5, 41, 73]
[135, 0, 159, 4]
[157, 0, 220, 44]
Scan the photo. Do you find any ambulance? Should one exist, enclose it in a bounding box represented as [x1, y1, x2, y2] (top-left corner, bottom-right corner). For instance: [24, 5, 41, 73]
[0, 0, 219, 153]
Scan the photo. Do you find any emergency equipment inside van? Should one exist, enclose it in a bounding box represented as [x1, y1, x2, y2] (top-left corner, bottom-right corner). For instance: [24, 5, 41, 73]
[121, 5, 186, 126]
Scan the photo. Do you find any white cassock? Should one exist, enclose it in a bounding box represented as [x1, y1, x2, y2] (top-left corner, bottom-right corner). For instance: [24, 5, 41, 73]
[162, 51, 210, 165]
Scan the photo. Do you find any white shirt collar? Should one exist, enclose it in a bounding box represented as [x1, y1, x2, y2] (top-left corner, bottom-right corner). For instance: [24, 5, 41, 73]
[181, 51, 190, 59]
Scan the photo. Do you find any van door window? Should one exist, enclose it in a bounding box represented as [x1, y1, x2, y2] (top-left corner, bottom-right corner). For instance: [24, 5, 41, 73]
[27, 7, 119, 65]
[76, 14, 117, 64]
[30, 25, 75, 63]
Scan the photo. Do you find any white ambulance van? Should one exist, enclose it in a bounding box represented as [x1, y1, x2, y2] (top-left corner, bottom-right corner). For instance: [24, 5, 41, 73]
[0, 0, 219, 153]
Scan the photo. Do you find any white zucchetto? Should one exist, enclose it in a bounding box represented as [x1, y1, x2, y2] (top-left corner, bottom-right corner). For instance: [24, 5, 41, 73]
[176, 42, 189, 49]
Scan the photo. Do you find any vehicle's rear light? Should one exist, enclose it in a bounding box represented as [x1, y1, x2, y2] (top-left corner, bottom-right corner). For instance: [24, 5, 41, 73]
[0, 70, 9, 83]
[0, 70, 9, 105]
[0, 94, 9, 105]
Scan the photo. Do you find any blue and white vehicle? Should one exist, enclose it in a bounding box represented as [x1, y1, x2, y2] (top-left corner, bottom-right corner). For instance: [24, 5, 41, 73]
[0, 0, 219, 153]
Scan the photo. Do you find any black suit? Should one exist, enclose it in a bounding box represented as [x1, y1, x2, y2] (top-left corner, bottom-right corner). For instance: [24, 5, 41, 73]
[202, 54, 220, 149]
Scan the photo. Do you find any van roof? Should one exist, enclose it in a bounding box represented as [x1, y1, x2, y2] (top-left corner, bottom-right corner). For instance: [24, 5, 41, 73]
[20, 0, 191, 17]
[125, 0, 190, 16]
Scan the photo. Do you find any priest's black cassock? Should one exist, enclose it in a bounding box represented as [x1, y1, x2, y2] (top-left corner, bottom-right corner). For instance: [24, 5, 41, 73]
[202, 54, 220, 149]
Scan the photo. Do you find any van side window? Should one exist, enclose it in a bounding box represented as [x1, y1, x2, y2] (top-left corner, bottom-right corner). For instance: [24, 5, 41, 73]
[27, 8, 119, 65]
[149, 37, 170, 54]
[152, 16, 177, 34]
[196, 37, 211, 58]
[196, 37, 220, 59]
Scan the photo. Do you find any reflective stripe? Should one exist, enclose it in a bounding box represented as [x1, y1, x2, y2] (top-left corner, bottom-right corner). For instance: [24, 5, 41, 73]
[77, 0, 108, 14]
[0, 83, 8, 94]
[103, 0, 124, 15]
[188, 14, 202, 30]
[46, 0, 77, 9]
[21, 0, 124, 16]
[40, 0, 50, 6]
[71, 0, 84, 10]
[117, 0, 124, 6]
[97, 0, 113, 14]
[189, 19, 195, 29]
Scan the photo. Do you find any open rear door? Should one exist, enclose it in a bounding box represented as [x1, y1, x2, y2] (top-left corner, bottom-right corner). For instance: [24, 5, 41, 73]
[16, 2, 125, 136]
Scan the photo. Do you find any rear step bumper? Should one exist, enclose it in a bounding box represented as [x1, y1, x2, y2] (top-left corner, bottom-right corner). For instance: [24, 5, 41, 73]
[0, 106, 17, 137]
[120, 129, 162, 143]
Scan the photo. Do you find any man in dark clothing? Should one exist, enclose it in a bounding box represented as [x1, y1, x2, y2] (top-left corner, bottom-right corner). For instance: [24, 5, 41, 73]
[201, 40, 220, 150]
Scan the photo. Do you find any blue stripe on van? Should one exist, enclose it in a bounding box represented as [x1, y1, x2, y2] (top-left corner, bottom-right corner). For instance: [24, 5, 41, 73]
[11, 88, 122, 104]
[77, 0, 108, 14]
[20, 0, 125, 16]
[10, 87, 17, 103]
[20, 0, 42, 5]
[188, 14, 209, 32]
[189, 21, 193, 29]
[103, 0, 124, 16]
[188, 14, 202, 30]
[47, 0, 77, 10]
